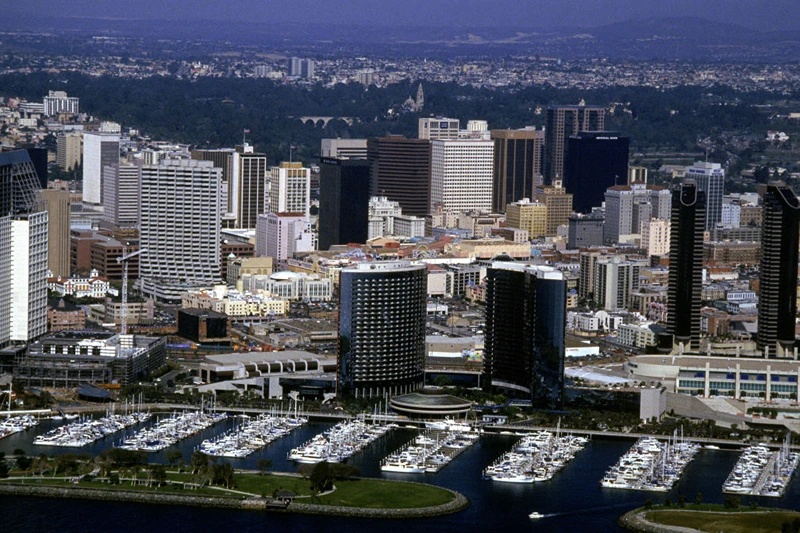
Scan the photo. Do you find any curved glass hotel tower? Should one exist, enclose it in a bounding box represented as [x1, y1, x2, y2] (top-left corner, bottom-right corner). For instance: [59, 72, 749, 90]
[338, 262, 427, 398]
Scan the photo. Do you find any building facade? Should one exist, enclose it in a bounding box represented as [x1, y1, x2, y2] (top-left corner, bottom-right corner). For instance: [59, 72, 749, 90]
[367, 135, 431, 218]
[491, 127, 544, 213]
[318, 157, 370, 250]
[564, 131, 629, 214]
[686, 162, 724, 232]
[82, 132, 120, 205]
[543, 104, 605, 183]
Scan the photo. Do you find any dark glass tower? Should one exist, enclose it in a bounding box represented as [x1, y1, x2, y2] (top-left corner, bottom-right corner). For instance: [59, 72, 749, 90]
[367, 135, 431, 217]
[757, 182, 800, 355]
[338, 262, 427, 398]
[484, 263, 566, 408]
[491, 128, 544, 213]
[564, 132, 629, 213]
[318, 157, 370, 250]
[667, 180, 705, 350]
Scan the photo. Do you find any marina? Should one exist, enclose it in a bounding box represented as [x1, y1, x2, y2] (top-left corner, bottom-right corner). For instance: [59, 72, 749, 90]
[600, 433, 701, 491]
[482, 429, 587, 483]
[722, 438, 800, 497]
[0, 414, 39, 440]
[118, 410, 227, 452]
[287, 418, 393, 464]
[199, 414, 308, 458]
[380, 429, 479, 473]
[34, 411, 150, 447]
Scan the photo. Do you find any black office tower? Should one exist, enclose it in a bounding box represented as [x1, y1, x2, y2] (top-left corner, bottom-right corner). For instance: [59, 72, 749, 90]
[757, 182, 800, 355]
[319, 157, 370, 250]
[564, 132, 629, 214]
[484, 263, 566, 408]
[491, 128, 544, 213]
[667, 181, 705, 350]
[367, 135, 431, 217]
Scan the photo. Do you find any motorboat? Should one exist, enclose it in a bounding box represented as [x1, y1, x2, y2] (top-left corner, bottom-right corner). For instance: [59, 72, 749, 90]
[529, 512, 544, 519]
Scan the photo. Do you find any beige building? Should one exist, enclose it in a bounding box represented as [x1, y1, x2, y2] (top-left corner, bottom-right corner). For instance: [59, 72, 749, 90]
[453, 238, 530, 260]
[56, 131, 82, 171]
[641, 218, 670, 257]
[41, 189, 71, 278]
[505, 198, 547, 239]
[182, 286, 289, 317]
[537, 181, 573, 237]
[227, 256, 274, 285]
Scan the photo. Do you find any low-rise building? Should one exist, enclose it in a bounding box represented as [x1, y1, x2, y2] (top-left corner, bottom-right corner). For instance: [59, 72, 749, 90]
[47, 298, 86, 332]
[48, 269, 111, 299]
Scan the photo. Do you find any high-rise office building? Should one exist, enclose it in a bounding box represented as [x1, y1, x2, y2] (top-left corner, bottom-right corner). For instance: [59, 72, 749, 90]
[757, 182, 800, 355]
[290, 57, 314, 78]
[230, 144, 268, 229]
[686, 162, 724, 232]
[41, 189, 70, 278]
[564, 131, 629, 213]
[82, 132, 119, 205]
[338, 262, 427, 398]
[537, 181, 573, 237]
[56, 132, 82, 172]
[0, 150, 48, 345]
[320, 139, 368, 159]
[418, 117, 460, 140]
[544, 104, 605, 183]
[269, 162, 310, 217]
[430, 139, 494, 214]
[484, 262, 566, 408]
[367, 135, 431, 218]
[318, 157, 370, 250]
[255, 212, 315, 263]
[491, 127, 545, 213]
[138, 159, 222, 302]
[102, 163, 140, 229]
[568, 212, 605, 249]
[43, 90, 79, 116]
[593, 257, 643, 311]
[667, 180, 706, 350]
[505, 198, 547, 239]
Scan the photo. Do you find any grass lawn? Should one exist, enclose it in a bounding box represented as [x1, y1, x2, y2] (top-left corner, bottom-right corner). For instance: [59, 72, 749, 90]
[317, 478, 454, 508]
[645, 510, 800, 533]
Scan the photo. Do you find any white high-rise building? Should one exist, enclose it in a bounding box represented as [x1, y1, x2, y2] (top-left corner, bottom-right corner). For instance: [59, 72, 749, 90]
[321, 139, 368, 159]
[43, 90, 79, 116]
[269, 162, 310, 216]
[419, 117, 460, 140]
[367, 196, 425, 240]
[594, 258, 643, 311]
[430, 139, 494, 214]
[686, 161, 724, 231]
[642, 218, 671, 257]
[103, 163, 140, 228]
[256, 212, 315, 263]
[138, 159, 222, 302]
[82, 132, 120, 205]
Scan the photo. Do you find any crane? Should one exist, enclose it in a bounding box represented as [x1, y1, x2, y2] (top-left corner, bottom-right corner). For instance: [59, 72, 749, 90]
[116, 247, 146, 335]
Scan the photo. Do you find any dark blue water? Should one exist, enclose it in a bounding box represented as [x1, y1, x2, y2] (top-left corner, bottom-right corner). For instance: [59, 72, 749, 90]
[2, 417, 798, 532]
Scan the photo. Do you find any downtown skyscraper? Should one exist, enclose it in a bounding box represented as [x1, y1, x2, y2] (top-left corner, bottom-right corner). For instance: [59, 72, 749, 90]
[543, 104, 605, 184]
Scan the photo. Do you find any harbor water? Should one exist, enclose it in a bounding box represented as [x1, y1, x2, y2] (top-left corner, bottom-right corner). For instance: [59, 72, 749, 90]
[2, 417, 799, 532]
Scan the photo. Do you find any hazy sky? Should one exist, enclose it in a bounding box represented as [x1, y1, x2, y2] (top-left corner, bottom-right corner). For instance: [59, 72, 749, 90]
[7, 0, 800, 31]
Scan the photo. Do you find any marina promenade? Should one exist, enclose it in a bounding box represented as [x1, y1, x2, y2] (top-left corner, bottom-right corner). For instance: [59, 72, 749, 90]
[601, 434, 700, 491]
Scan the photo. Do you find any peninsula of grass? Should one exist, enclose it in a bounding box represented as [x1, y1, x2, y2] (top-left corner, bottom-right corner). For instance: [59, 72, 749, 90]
[620, 504, 800, 533]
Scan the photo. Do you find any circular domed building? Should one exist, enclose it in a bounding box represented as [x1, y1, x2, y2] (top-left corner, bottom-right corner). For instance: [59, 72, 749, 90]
[389, 390, 472, 419]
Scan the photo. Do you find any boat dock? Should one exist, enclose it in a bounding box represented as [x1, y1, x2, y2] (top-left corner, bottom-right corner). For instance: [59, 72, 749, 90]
[287, 418, 393, 464]
[199, 414, 307, 458]
[380, 429, 479, 474]
[601, 433, 700, 492]
[722, 438, 800, 497]
[0, 414, 39, 440]
[118, 410, 227, 452]
[34, 412, 150, 447]
[483, 430, 587, 483]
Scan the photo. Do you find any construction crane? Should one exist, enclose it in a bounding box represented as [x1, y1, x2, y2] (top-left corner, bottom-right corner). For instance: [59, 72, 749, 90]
[116, 247, 146, 335]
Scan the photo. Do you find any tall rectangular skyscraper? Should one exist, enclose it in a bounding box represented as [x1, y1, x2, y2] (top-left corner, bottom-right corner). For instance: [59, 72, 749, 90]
[230, 144, 268, 229]
[367, 135, 431, 218]
[667, 180, 706, 350]
[430, 139, 494, 214]
[40, 189, 70, 278]
[269, 162, 310, 217]
[686, 162, 724, 232]
[757, 182, 800, 355]
[491, 127, 544, 213]
[484, 263, 566, 408]
[564, 131, 629, 214]
[82, 132, 119, 205]
[102, 163, 140, 229]
[544, 104, 605, 183]
[138, 159, 222, 302]
[318, 157, 370, 250]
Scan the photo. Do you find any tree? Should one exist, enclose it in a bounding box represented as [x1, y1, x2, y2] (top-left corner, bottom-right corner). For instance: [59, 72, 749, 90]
[695, 492, 703, 505]
[190, 451, 209, 475]
[16, 455, 32, 471]
[165, 449, 184, 467]
[678, 494, 686, 508]
[644, 499, 653, 510]
[724, 496, 740, 509]
[309, 461, 334, 494]
[109, 472, 120, 485]
[257, 459, 273, 476]
[0, 462, 8, 478]
[149, 464, 167, 487]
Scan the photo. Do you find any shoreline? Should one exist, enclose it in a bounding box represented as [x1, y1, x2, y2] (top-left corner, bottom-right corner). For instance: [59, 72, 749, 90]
[618, 506, 800, 533]
[0, 479, 470, 519]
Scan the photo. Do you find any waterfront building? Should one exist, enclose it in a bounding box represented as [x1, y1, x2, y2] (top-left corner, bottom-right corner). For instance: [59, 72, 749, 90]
[686, 162, 724, 232]
[318, 157, 370, 250]
[82, 132, 119, 205]
[138, 159, 222, 302]
[484, 262, 567, 408]
[338, 262, 427, 398]
[430, 138, 494, 214]
[491, 127, 544, 213]
[667, 180, 706, 351]
[543, 104, 605, 183]
[564, 131, 629, 213]
[367, 135, 431, 218]
[757, 182, 800, 356]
